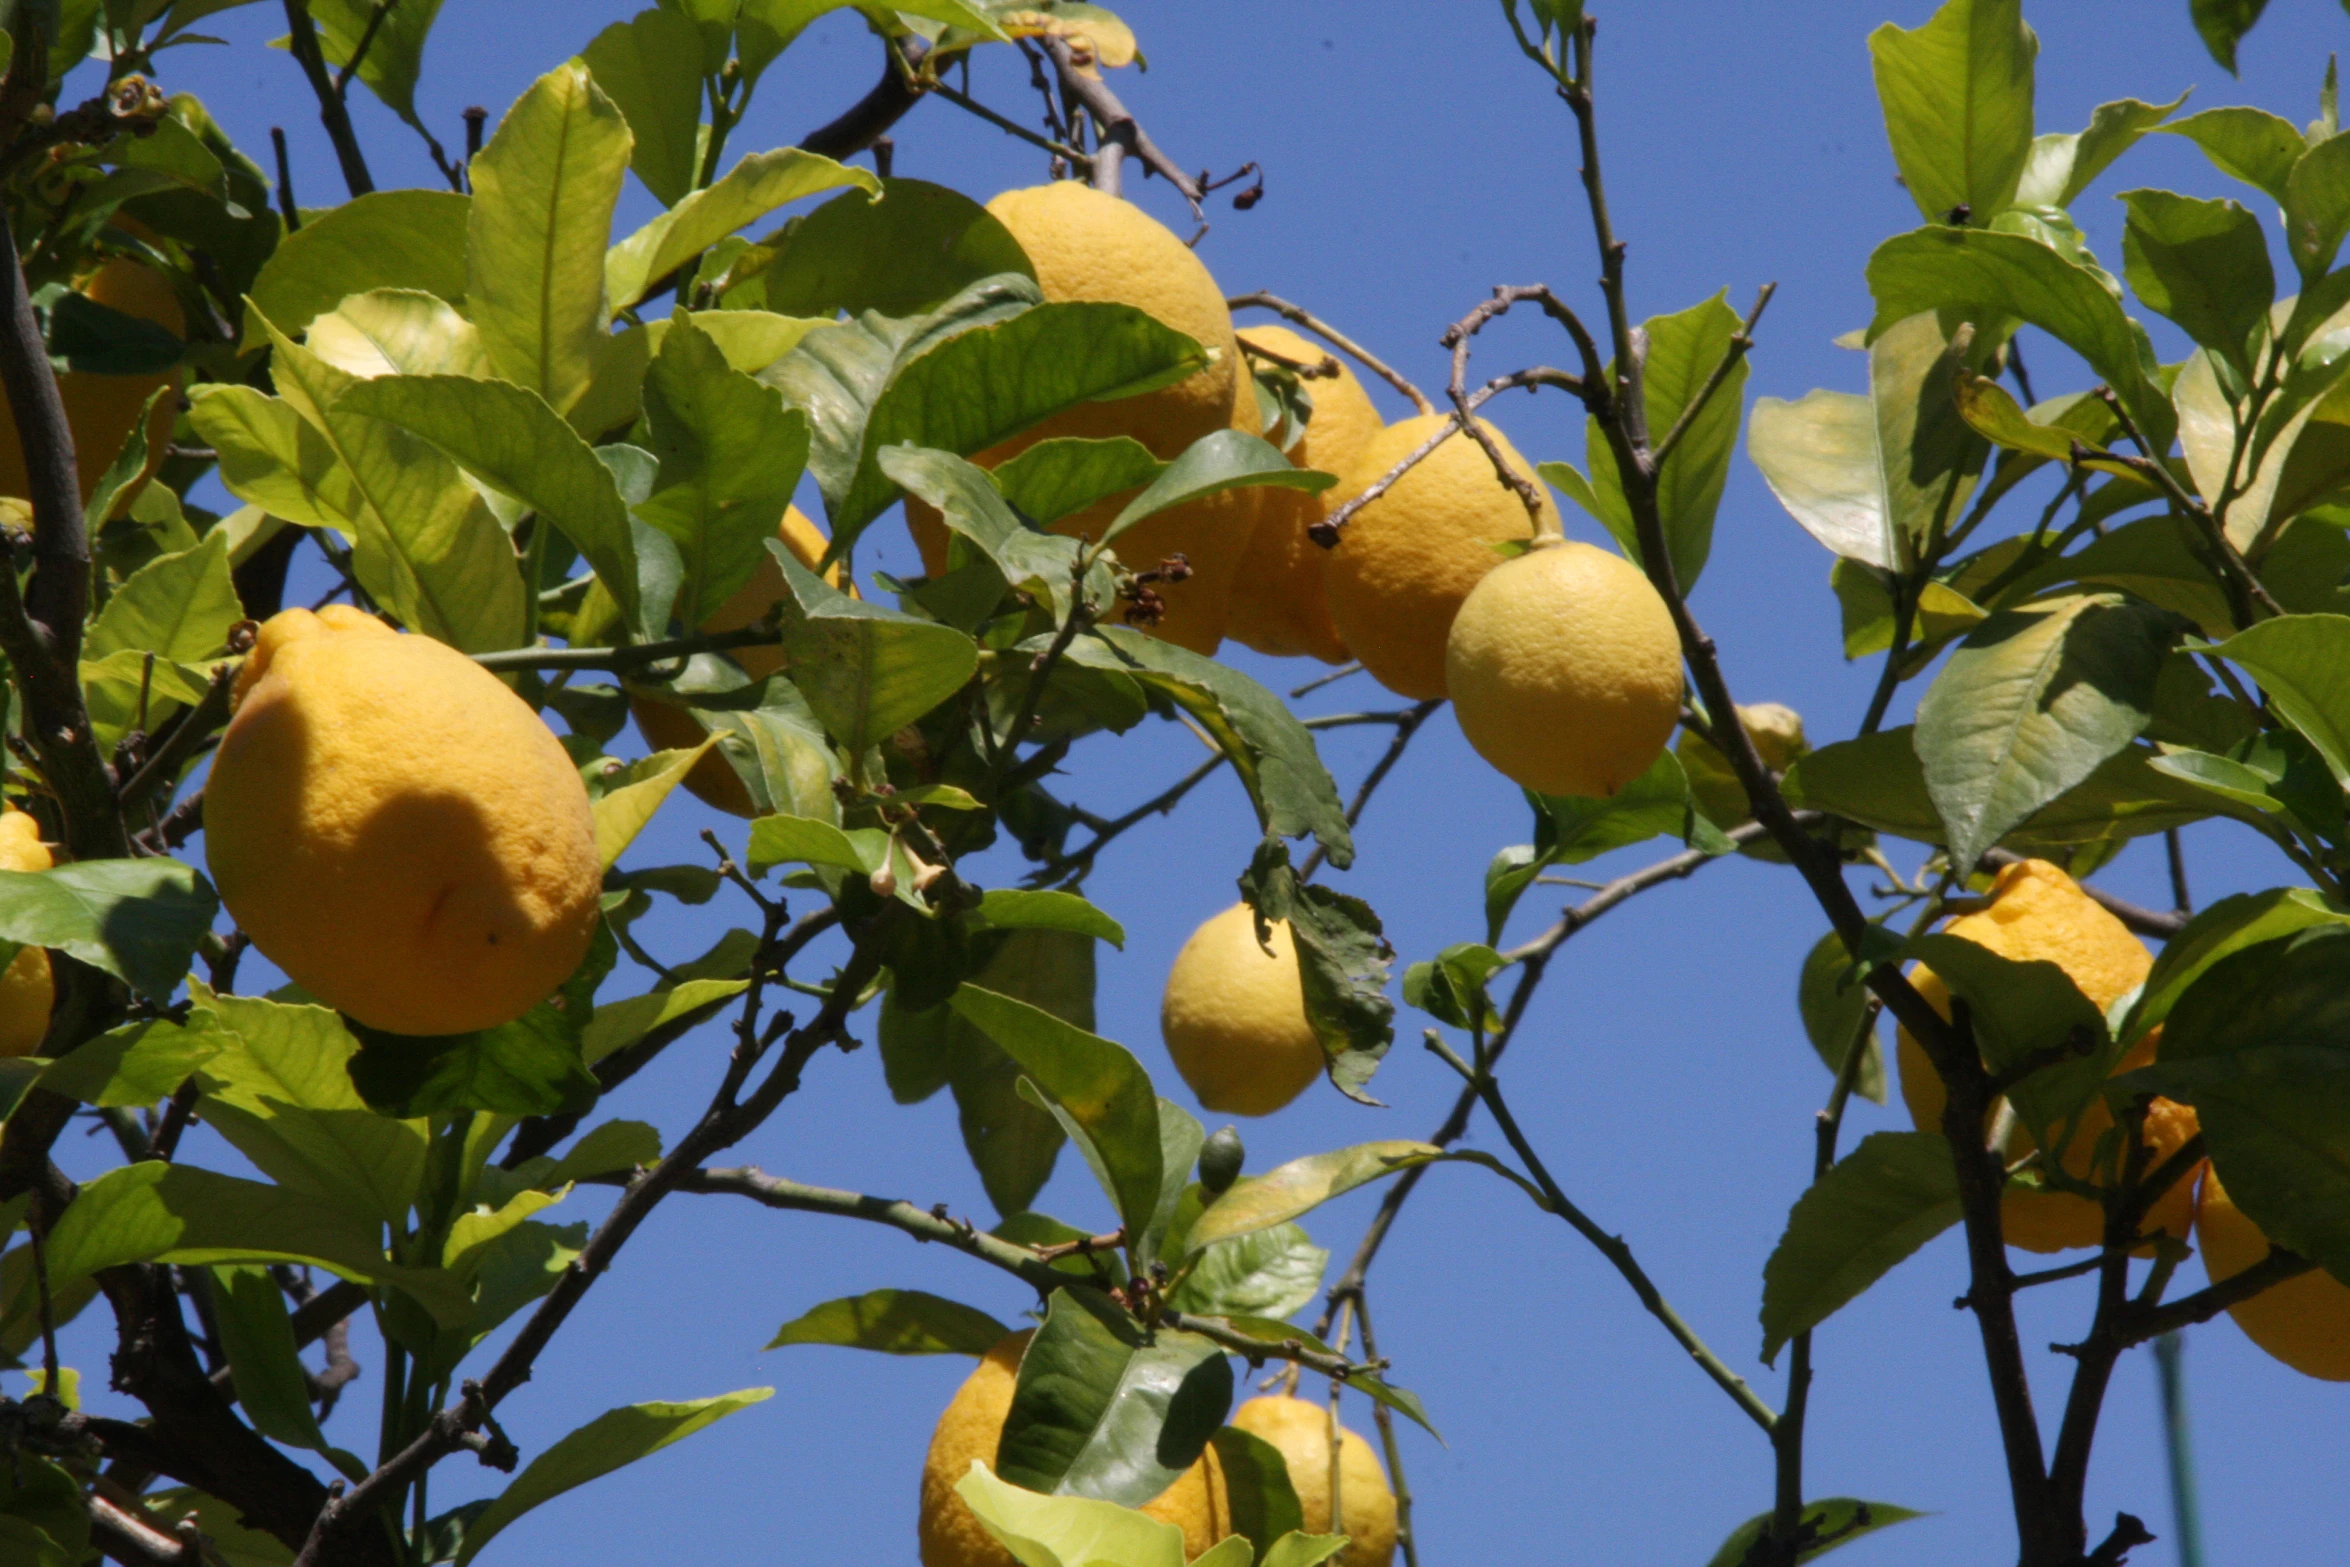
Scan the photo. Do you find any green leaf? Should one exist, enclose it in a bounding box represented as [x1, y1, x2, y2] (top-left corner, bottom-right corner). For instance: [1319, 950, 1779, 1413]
[1181, 1315, 1439, 1438]
[756, 177, 1035, 320]
[1909, 932, 2113, 1139]
[242, 188, 470, 346]
[39, 1161, 467, 1325]
[0, 856, 216, 1000]
[1747, 391, 1899, 568]
[953, 1462, 1190, 1567]
[307, 0, 444, 127]
[2188, 0, 2270, 73]
[1101, 429, 1332, 546]
[305, 289, 490, 380]
[881, 928, 1088, 1214]
[2120, 189, 2274, 375]
[592, 743, 713, 867]
[878, 444, 1101, 621]
[993, 437, 1168, 530]
[2160, 106, 2307, 202]
[1241, 838, 1394, 1104]
[1053, 627, 1350, 865]
[346, 999, 603, 1120]
[1580, 291, 1745, 589]
[1187, 1142, 1444, 1251]
[2015, 94, 2188, 208]
[453, 1389, 773, 1566]
[971, 889, 1125, 948]
[2125, 888, 2350, 1042]
[950, 984, 1161, 1240]
[85, 528, 239, 664]
[467, 61, 631, 414]
[773, 549, 978, 753]
[996, 1285, 1232, 1506]
[745, 812, 892, 878]
[580, 5, 703, 207]
[1705, 1499, 1928, 1567]
[1797, 928, 1888, 1104]
[580, 977, 744, 1067]
[1166, 1221, 1327, 1321]
[790, 286, 1209, 546]
[1760, 1132, 1960, 1364]
[1404, 942, 1509, 1034]
[605, 148, 878, 312]
[34, 1018, 217, 1107]
[1486, 751, 1726, 941]
[767, 1289, 1008, 1354]
[2141, 928, 2350, 1284]
[333, 374, 641, 624]
[191, 989, 429, 1230]
[1914, 595, 2182, 868]
[188, 385, 358, 531]
[208, 1264, 333, 1453]
[1207, 1428, 1308, 1560]
[1868, 0, 2038, 223]
[259, 318, 526, 652]
[2204, 613, 2350, 784]
[641, 320, 812, 625]
[1866, 224, 2173, 451]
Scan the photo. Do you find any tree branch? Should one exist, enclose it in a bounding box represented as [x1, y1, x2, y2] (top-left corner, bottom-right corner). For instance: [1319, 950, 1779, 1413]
[1298, 698, 1443, 880]
[1037, 37, 1203, 216]
[800, 38, 928, 162]
[1227, 293, 1435, 415]
[279, 0, 374, 197]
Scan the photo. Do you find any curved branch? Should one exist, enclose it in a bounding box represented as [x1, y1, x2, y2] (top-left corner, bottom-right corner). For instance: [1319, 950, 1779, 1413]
[800, 39, 928, 161]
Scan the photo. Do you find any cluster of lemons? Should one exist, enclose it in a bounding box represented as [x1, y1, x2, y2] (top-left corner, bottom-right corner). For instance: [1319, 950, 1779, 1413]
[921, 1331, 1395, 1567]
[1895, 859, 2350, 1381]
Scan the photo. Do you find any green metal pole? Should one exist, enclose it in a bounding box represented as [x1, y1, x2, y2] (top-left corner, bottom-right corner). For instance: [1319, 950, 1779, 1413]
[2154, 1330, 2207, 1567]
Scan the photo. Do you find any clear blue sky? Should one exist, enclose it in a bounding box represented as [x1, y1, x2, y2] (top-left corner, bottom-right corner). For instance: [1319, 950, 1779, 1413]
[48, 2, 2350, 1563]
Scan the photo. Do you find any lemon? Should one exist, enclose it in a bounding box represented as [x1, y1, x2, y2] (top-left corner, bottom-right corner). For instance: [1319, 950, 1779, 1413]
[919, 1332, 1227, 1567]
[2197, 1167, 2350, 1380]
[0, 255, 182, 516]
[1445, 539, 1682, 798]
[1895, 858, 2200, 1253]
[985, 182, 1239, 461]
[1225, 326, 1382, 664]
[1162, 903, 1325, 1117]
[0, 809, 55, 1057]
[1321, 414, 1555, 700]
[206, 606, 602, 1036]
[1228, 1396, 1396, 1567]
[631, 506, 833, 817]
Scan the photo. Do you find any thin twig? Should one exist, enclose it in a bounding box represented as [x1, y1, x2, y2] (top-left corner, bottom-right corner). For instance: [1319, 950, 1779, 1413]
[1227, 293, 1435, 415]
[331, 0, 399, 100]
[929, 78, 1092, 169]
[1290, 662, 1364, 699]
[1651, 282, 1774, 469]
[1299, 699, 1443, 880]
[1037, 37, 1205, 217]
[1026, 752, 1227, 887]
[269, 127, 299, 232]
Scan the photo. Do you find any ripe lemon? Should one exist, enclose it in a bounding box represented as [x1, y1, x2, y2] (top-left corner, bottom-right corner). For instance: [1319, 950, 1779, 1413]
[2196, 1167, 2350, 1380]
[1225, 326, 1382, 664]
[631, 506, 833, 817]
[985, 182, 1239, 461]
[1162, 903, 1324, 1117]
[206, 606, 601, 1037]
[1321, 414, 1554, 699]
[1895, 858, 2200, 1253]
[1228, 1396, 1396, 1567]
[1445, 539, 1682, 798]
[919, 1332, 1227, 1567]
[0, 255, 183, 516]
[0, 809, 55, 1056]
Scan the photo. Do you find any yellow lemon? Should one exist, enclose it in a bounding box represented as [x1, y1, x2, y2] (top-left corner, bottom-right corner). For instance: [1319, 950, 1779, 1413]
[985, 182, 1239, 460]
[1895, 858, 2200, 1253]
[2197, 1167, 2350, 1380]
[1322, 414, 1554, 699]
[0, 255, 183, 517]
[1162, 903, 1325, 1117]
[1445, 539, 1682, 798]
[631, 506, 833, 817]
[1228, 1395, 1397, 1567]
[0, 809, 55, 1056]
[205, 605, 601, 1036]
[919, 1332, 1228, 1567]
[1224, 326, 1381, 664]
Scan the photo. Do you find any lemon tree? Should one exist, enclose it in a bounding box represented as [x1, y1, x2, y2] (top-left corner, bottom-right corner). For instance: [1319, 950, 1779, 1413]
[0, 2, 2341, 1566]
